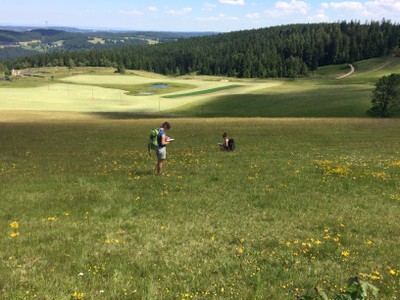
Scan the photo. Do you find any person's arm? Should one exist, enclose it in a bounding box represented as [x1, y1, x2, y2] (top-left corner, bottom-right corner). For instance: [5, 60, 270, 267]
[161, 133, 171, 146]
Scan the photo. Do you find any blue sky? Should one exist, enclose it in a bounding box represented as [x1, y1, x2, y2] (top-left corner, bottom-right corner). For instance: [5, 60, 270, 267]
[1, 0, 399, 32]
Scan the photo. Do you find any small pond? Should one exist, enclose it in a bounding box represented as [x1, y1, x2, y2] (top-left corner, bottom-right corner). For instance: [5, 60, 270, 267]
[152, 84, 169, 89]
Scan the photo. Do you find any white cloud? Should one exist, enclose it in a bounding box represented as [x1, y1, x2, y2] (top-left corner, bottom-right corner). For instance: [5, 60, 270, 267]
[246, 12, 261, 19]
[320, 2, 330, 8]
[329, 2, 364, 10]
[228, 16, 240, 21]
[307, 10, 330, 22]
[196, 14, 240, 22]
[148, 6, 158, 12]
[203, 2, 217, 11]
[266, 0, 310, 16]
[118, 9, 143, 16]
[219, 0, 245, 5]
[324, 1, 370, 17]
[165, 7, 192, 15]
[365, 0, 400, 16]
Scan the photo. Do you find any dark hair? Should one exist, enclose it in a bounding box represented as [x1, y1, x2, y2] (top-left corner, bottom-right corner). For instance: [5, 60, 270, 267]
[222, 132, 228, 138]
[162, 121, 171, 129]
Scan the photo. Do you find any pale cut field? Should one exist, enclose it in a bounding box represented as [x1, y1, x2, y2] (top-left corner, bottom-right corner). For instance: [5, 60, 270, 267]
[0, 73, 279, 113]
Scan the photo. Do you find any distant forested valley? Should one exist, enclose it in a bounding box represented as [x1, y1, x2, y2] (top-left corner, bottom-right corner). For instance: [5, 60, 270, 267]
[0, 28, 213, 60]
[3, 20, 400, 78]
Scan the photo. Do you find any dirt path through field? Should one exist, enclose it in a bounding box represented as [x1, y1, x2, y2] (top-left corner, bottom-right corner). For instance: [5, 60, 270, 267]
[336, 64, 354, 79]
[372, 59, 392, 72]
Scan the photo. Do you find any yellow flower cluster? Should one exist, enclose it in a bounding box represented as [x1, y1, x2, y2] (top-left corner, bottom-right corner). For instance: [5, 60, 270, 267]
[10, 232, 20, 238]
[388, 268, 399, 276]
[10, 221, 19, 229]
[71, 291, 85, 299]
[359, 271, 381, 281]
[341, 249, 350, 257]
[387, 160, 400, 167]
[284, 225, 353, 261]
[285, 237, 321, 259]
[86, 263, 107, 276]
[9, 221, 19, 238]
[314, 157, 398, 180]
[388, 194, 400, 201]
[104, 238, 120, 244]
[371, 171, 387, 180]
[313, 160, 350, 177]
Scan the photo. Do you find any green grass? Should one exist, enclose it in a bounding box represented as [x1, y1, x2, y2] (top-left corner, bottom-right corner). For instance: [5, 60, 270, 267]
[1, 56, 400, 299]
[170, 82, 373, 117]
[1, 56, 400, 118]
[162, 84, 242, 98]
[0, 117, 399, 299]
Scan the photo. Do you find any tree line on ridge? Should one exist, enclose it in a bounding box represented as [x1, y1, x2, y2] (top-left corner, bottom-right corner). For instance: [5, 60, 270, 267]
[4, 20, 400, 79]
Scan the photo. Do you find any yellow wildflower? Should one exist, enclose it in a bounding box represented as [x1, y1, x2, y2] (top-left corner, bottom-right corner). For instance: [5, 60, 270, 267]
[10, 232, 20, 238]
[71, 291, 85, 299]
[341, 250, 350, 257]
[10, 221, 19, 229]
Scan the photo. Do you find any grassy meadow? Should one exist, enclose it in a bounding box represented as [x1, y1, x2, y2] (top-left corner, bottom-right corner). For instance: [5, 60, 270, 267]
[0, 57, 400, 299]
[1, 56, 399, 117]
[0, 116, 399, 299]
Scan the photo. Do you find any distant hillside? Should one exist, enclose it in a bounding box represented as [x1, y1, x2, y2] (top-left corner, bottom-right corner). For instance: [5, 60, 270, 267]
[0, 27, 216, 60]
[5, 20, 400, 79]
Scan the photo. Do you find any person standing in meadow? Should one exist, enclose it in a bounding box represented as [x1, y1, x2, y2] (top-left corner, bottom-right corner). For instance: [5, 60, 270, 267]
[155, 121, 172, 174]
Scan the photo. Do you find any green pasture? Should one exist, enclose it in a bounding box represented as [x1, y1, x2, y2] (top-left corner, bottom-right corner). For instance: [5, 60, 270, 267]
[0, 117, 399, 299]
[163, 84, 243, 98]
[1, 57, 400, 299]
[1, 56, 399, 117]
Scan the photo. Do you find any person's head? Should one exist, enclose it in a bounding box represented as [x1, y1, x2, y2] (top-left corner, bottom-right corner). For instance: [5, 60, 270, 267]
[222, 132, 228, 138]
[161, 121, 171, 130]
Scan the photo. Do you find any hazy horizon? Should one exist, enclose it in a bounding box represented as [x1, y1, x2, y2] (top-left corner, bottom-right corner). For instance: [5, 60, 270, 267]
[1, 0, 399, 33]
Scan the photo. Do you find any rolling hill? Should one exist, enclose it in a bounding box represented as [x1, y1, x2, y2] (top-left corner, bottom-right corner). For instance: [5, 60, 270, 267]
[1, 56, 399, 118]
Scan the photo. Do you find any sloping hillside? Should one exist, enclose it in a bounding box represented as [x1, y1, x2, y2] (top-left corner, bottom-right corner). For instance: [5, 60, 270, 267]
[7, 21, 400, 79]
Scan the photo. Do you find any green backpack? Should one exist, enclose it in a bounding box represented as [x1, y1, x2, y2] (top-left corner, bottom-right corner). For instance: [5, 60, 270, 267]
[147, 128, 159, 152]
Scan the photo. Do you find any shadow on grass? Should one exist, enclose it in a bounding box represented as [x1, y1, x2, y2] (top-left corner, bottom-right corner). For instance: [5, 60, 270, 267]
[172, 87, 373, 118]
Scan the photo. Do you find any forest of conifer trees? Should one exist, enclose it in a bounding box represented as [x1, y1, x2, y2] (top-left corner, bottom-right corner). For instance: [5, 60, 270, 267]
[5, 20, 400, 78]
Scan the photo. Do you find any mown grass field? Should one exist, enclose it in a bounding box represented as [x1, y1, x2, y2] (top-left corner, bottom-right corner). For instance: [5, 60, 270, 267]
[0, 116, 399, 299]
[1, 56, 399, 117]
[0, 57, 400, 299]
